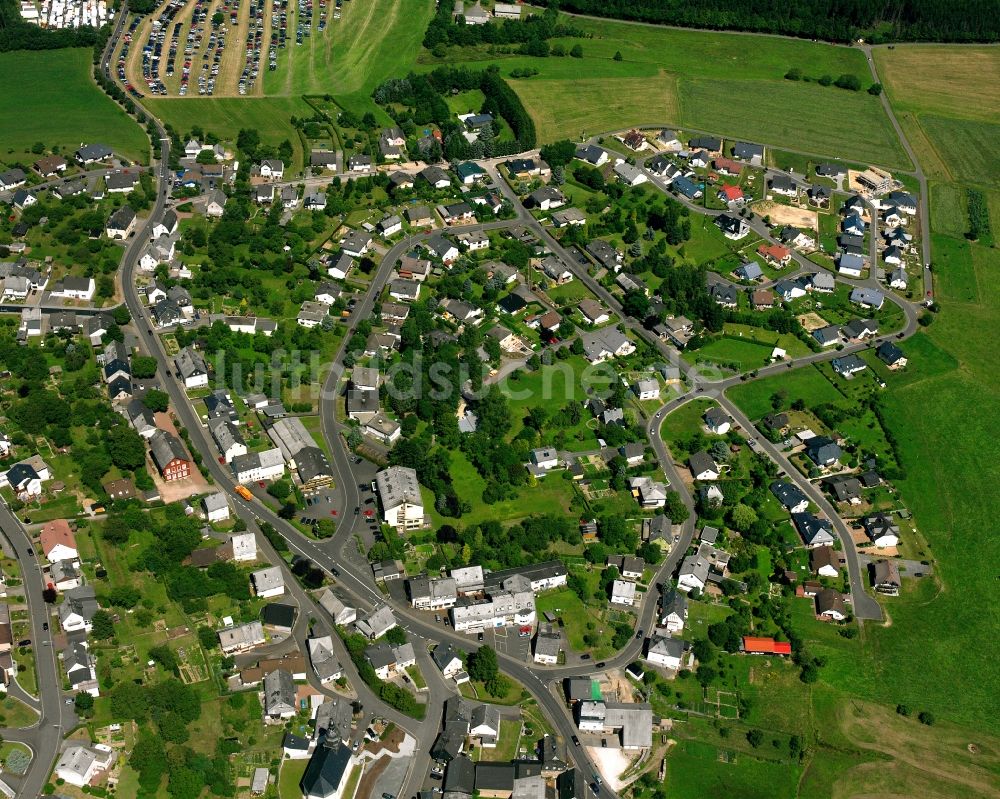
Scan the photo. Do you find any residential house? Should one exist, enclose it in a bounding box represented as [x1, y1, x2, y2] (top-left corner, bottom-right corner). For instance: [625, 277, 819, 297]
[717, 185, 746, 207]
[661, 590, 688, 633]
[632, 378, 659, 401]
[758, 242, 792, 267]
[231, 449, 286, 483]
[792, 512, 836, 548]
[149, 430, 191, 481]
[843, 318, 879, 341]
[732, 141, 764, 165]
[541, 256, 573, 284]
[340, 230, 372, 258]
[877, 341, 907, 369]
[850, 287, 885, 310]
[613, 162, 648, 186]
[40, 518, 78, 564]
[805, 436, 842, 466]
[263, 669, 297, 721]
[578, 298, 611, 326]
[811, 547, 843, 578]
[574, 144, 609, 166]
[533, 627, 562, 665]
[629, 476, 668, 509]
[862, 513, 901, 547]
[58, 586, 99, 633]
[750, 288, 774, 308]
[55, 744, 116, 787]
[586, 239, 623, 273]
[175, 347, 209, 389]
[218, 621, 266, 654]
[317, 590, 357, 626]
[688, 451, 719, 481]
[715, 213, 749, 239]
[645, 634, 685, 670]
[355, 605, 398, 640]
[770, 481, 809, 514]
[610, 580, 636, 607]
[812, 324, 842, 347]
[815, 588, 847, 621]
[433, 643, 467, 679]
[420, 165, 452, 189]
[769, 174, 797, 196]
[871, 560, 901, 595]
[704, 407, 731, 434]
[832, 354, 867, 377]
[425, 233, 460, 264]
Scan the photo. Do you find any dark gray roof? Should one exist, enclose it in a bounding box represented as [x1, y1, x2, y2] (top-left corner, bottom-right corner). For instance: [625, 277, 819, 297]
[300, 742, 353, 797]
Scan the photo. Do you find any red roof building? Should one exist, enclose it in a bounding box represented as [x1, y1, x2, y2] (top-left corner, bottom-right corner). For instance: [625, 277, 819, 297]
[742, 636, 792, 655]
[757, 243, 792, 265]
[719, 184, 744, 202]
[714, 158, 743, 176]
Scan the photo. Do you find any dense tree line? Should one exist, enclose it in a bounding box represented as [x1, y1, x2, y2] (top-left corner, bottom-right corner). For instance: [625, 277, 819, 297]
[551, 0, 1000, 43]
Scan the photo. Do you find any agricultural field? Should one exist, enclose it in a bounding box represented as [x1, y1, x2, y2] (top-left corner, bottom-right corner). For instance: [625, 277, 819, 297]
[431, 10, 907, 166]
[0, 49, 149, 166]
[874, 44, 1000, 187]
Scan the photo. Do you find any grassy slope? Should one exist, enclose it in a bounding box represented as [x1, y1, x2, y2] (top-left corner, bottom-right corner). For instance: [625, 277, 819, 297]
[0, 49, 149, 165]
[428, 12, 907, 166]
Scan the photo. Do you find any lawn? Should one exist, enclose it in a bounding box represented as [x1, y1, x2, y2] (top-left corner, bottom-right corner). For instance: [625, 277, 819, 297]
[278, 758, 309, 799]
[476, 718, 523, 761]
[0, 696, 38, 728]
[690, 336, 780, 372]
[659, 398, 716, 452]
[0, 49, 149, 165]
[515, 74, 680, 143]
[546, 280, 597, 305]
[727, 364, 843, 419]
[428, 449, 581, 528]
[913, 115, 1000, 189]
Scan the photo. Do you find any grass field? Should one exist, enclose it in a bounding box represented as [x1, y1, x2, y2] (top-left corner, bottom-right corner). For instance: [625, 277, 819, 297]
[0, 49, 148, 166]
[515, 73, 679, 143]
[432, 11, 904, 166]
[146, 95, 313, 167]
[678, 78, 910, 168]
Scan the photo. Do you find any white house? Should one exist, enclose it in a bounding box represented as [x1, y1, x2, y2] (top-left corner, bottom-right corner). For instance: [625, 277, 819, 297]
[645, 634, 685, 670]
[704, 407, 731, 435]
[610, 580, 636, 607]
[202, 492, 230, 522]
[375, 466, 424, 530]
[632, 379, 659, 401]
[55, 744, 116, 787]
[251, 566, 285, 598]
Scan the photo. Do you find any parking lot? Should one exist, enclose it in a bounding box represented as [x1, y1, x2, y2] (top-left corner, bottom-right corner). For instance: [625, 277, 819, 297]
[483, 625, 532, 663]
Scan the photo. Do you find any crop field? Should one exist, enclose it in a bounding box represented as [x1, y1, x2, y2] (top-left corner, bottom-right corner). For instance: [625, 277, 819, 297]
[911, 115, 1000, 188]
[874, 45, 1000, 122]
[515, 73, 679, 143]
[0, 49, 149, 165]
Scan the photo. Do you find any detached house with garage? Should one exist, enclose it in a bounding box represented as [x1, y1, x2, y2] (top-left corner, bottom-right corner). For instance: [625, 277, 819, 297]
[862, 513, 901, 547]
[792, 512, 836, 548]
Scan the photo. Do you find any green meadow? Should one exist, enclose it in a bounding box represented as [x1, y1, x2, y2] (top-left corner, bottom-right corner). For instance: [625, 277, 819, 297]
[0, 49, 149, 165]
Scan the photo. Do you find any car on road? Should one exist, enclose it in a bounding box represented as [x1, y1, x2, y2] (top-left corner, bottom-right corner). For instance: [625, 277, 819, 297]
[477, 632, 484, 642]
[27, 547, 33, 555]
[435, 614, 441, 622]
[590, 784, 600, 796]
[65, 698, 74, 705]
[635, 629, 643, 639]
[42, 622, 48, 631]
[572, 735, 581, 747]
[354, 506, 360, 515]
[596, 662, 606, 667]
[580, 654, 591, 660]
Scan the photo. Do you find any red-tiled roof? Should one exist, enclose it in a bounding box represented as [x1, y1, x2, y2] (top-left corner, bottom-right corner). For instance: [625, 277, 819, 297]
[720, 184, 743, 201]
[743, 636, 792, 655]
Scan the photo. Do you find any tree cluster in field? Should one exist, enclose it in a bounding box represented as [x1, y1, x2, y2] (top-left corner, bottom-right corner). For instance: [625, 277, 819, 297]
[966, 188, 991, 241]
[423, 2, 585, 52]
[373, 65, 536, 161]
[548, 0, 1000, 44]
[784, 68, 866, 92]
[341, 631, 424, 717]
[466, 645, 513, 698]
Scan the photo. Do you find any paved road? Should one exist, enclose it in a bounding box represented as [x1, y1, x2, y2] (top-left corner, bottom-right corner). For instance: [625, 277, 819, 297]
[0, 506, 72, 799]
